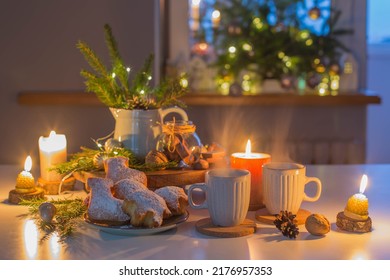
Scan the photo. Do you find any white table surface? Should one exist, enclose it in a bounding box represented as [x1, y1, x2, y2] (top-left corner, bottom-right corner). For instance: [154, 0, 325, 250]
[1, 164, 389, 260]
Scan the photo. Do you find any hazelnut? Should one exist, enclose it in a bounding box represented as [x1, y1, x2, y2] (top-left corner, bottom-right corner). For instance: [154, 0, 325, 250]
[193, 159, 209, 170]
[305, 213, 330, 236]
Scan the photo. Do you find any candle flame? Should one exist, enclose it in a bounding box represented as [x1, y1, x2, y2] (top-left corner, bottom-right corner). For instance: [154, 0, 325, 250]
[245, 139, 251, 157]
[24, 156, 32, 172]
[192, 0, 201, 7]
[359, 174, 368, 193]
[49, 130, 56, 138]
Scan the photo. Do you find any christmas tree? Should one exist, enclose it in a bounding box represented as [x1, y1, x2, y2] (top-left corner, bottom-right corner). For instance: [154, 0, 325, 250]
[189, 0, 352, 95]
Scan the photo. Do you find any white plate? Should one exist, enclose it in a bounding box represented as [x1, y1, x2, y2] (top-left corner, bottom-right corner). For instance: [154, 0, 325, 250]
[84, 211, 189, 236]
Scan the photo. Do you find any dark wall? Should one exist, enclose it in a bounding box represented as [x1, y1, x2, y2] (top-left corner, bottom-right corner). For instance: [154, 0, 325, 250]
[0, 0, 155, 165]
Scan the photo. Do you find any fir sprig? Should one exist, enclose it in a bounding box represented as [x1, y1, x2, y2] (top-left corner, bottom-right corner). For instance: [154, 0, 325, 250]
[274, 210, 300, 239]
[19, 197, 87, 243]
[77, 24, 188, 110]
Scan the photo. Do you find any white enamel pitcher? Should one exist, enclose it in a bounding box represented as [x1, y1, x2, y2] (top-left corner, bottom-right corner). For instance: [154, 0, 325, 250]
[110, 107, 188, 161]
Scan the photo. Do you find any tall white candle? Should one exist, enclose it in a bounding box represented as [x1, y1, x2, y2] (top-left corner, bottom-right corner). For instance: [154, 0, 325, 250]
[212, 9, 221, 29]
[191, 0, 201, 31]
[38, 131, 67, 181]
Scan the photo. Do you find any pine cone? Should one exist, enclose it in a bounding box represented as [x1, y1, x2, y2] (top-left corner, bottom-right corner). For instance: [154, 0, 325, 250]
[274, 210, 299, 239]
[128, 96, 158, 110]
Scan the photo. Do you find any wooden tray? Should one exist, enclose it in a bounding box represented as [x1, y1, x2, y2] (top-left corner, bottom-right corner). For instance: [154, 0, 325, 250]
[74, 169, 207, 190]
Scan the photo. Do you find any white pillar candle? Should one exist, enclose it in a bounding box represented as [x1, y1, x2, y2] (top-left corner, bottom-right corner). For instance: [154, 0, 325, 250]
[38, 131, 67, 181]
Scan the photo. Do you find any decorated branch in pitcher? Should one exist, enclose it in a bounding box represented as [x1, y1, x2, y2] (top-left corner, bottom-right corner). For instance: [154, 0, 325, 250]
[77, 24, 188, 110]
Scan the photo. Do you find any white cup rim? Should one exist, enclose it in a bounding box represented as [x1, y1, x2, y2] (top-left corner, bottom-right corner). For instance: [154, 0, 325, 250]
[207, 168, 250, 178]
[263, 162, 305, 170]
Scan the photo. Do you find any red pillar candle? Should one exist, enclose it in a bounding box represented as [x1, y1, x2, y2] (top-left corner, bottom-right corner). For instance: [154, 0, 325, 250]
[231, 140, 271, 211]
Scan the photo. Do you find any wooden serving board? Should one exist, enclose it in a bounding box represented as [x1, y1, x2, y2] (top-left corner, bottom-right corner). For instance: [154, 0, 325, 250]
[146, 169, 206, 189]
[73, 169, 207, 190]
[195, 218, 257, 238]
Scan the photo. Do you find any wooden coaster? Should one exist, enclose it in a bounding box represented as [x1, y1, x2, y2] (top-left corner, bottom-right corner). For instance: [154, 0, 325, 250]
[336, 211, 372, 233]
[255, 208, 311, 225]
[8, 187, 45, 205]
[195, 218, 256, 238]
[37, 177, 76, 195]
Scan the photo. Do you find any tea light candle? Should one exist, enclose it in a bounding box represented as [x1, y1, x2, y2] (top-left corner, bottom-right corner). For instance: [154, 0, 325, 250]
[8, 155, 45, 204]
[38, 131, 67, 181]
[344, 174, 369, 220]
[231, 139, 271, 210]
[15, 156, 36, 193]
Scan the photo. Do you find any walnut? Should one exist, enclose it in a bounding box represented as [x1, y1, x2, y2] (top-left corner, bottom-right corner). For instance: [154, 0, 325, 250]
[192, 159, 209, 170]
[305, 213, 330, 236]
[145, 150, 169, 166]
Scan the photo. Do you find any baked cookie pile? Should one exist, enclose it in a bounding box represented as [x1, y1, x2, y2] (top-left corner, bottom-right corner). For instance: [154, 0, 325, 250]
[86, 156, 188, 228]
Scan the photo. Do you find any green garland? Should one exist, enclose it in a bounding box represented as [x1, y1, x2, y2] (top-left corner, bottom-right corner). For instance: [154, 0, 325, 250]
[51, 146, 178, 176]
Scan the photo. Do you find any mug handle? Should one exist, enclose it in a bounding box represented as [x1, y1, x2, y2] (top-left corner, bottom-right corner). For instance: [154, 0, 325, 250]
[187, 183, 208, 209]
[303, 177, 322, 202]
[161, 107, 188, 122]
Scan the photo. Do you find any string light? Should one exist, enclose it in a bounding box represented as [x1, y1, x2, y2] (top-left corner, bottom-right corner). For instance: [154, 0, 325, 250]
[252, 17, 264, 30]
[212, 10, 220, 19]
[305, 39, 313, 46]
[242, 43, 252, 51]
[180, 77, 189, 88]
[330, 75, 340, 91]
[298, 30, 310, 40]
[140, 90, 145, 94]
[242, 80, 251, 92]
[126, 67, 131, 72]
[112, 73, 116, 78]
[220, 82, 230, 95]
[228, 46, 236, 53]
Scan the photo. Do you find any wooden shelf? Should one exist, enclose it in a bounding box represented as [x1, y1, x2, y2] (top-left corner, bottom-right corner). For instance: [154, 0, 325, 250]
[18, 91, 381, 107]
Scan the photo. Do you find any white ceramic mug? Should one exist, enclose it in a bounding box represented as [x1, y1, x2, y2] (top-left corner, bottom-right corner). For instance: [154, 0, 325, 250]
[187, 168, 251, 227]
[262, 162, 322, 214]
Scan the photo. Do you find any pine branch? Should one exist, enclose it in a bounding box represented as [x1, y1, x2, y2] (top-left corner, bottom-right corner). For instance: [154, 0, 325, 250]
[81, 70, 117, 106]
[155, 77, 188, 108]
[104, 24, 130, 100]
[130, 53, 154, 94]
[77, 40, 121, 107]
[19, 197, 88, 243]
[77, 24, 187, 109]
[104, 24, 121, 63]
[77, 41, 108, 77]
